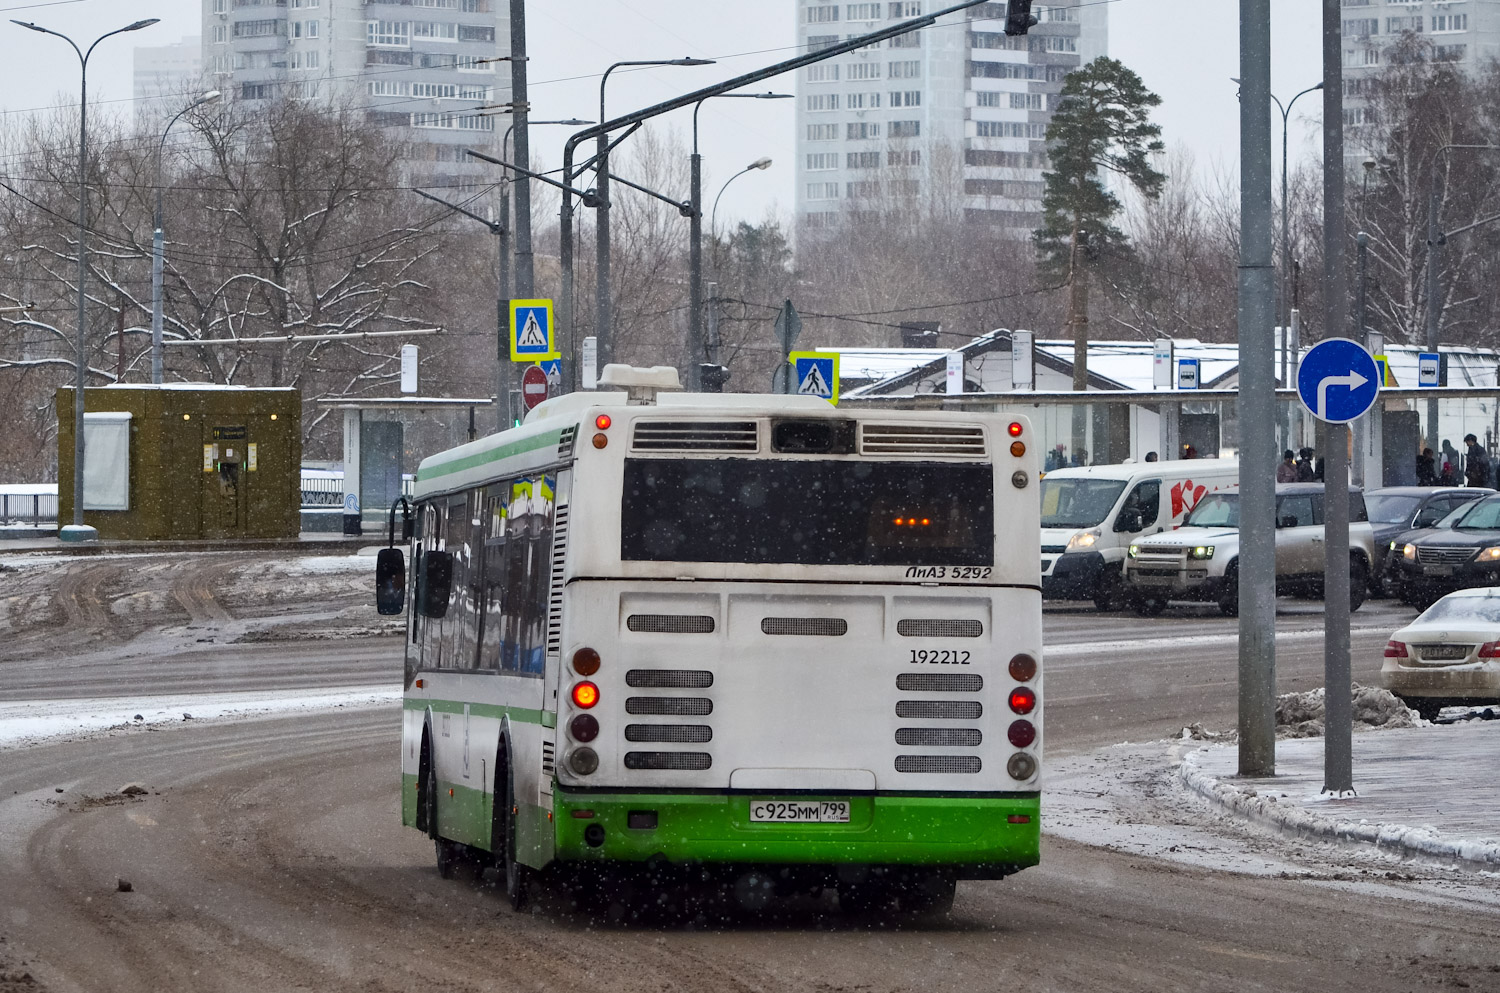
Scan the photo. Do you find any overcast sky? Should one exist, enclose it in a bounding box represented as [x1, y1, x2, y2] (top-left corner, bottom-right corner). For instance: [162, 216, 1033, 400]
[0, 0, 1326, 227]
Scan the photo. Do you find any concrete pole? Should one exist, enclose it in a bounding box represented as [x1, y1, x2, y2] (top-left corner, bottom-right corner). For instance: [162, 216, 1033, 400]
[1236, 0, 1278, 778]
[1425, 184, 1442, 453]
[510, 0, 532, 298]
[688, 147, 703, 390]
[1323, 0, 1354, 795]
[1352, 233, 1369, 486]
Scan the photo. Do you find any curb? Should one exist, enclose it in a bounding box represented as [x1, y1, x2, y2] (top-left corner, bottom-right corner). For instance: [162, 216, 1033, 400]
[1174, 743, 1500, 869]
[0, 536, 365, 557]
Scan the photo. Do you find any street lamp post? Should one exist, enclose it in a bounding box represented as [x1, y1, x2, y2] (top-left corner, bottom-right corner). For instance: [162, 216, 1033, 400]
[701, 157, 772, 372]
[12, 16, 159, 538]
[152, 89, 220, 385]
[499, 118, 591, 300]
[689, 93, 790, 390]
[596, 58, 713, 369]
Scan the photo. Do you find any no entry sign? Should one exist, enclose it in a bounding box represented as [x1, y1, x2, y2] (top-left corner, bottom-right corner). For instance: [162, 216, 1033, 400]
[521, 365, 548, 410]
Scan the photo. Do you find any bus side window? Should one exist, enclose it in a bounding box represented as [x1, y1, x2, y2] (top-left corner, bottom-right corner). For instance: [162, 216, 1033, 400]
[481, 483, 509, 671]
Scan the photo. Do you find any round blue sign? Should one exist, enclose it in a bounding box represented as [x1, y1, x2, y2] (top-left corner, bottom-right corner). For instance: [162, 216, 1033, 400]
[1296, 338, 1380, 424]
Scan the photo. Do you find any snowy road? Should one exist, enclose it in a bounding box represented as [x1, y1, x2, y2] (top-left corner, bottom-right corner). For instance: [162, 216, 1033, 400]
[2, 553, 1497, 991]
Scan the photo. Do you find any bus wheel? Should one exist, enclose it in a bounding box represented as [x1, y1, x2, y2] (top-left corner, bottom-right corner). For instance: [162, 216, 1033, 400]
[417, 732, 435, 838]
[899, 873, 956, 916]
[499, 755, 533, 911]
[434, 838, 465, 880]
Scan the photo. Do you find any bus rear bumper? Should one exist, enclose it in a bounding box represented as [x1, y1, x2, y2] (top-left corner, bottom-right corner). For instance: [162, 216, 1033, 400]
[550, 788, 1040, 877]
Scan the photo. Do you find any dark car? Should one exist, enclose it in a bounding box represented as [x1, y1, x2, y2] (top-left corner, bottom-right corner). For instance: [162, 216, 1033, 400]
[1365, 487, 1493, 594]
[1392, 494, 1500, 607]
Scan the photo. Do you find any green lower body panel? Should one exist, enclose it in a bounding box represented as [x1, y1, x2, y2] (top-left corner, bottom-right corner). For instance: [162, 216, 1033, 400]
[551, 790, 1040, 872]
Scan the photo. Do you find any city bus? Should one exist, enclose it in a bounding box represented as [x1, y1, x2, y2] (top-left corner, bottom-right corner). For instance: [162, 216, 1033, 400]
[383, 365, 1043, 914]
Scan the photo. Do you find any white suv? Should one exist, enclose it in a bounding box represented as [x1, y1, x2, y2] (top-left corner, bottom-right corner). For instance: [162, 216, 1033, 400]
[1124, 483, 1378, 616]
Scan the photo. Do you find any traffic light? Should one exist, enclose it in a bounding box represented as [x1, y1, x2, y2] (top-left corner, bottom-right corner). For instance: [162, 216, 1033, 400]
[699, 364, 730, 393]
[1003, 0, 1037, 36]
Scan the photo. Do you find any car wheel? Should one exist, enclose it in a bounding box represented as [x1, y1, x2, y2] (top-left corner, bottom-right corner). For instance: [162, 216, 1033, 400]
[1218, 564, 1239, 617]
[1092, 569, 1123, 612]
[1349, 558, 1368, 613]
[1132, 594, 1168, 617]
[1402, 697, 1444, 722]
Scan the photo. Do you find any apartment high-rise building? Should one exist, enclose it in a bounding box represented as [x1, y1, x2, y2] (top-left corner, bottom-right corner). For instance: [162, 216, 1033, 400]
[794, 1, 1107, 232]
[134, 36, 205, 126]
[202, 0, 509, 187]
[1342, 3, 1500, 159]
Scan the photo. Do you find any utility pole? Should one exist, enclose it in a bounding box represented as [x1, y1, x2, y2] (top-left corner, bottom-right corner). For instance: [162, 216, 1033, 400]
[1236, 0, 1277, 777]
[1322, 0, 1354, 796]
[505, 0, 531, 423]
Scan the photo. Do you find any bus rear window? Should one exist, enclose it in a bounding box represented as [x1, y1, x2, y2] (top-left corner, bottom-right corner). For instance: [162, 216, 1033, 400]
[621, 458, 994, 566]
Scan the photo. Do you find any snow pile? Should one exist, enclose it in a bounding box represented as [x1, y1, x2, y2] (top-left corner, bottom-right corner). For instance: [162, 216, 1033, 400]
[1275, 683, 1419, 738]
[1178, 750, 1500, 869]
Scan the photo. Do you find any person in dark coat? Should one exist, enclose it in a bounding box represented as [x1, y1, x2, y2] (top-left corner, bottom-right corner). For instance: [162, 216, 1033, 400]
[1464, 434, 1490, 488]
[1441, 440, 1461, 485]
[1416, 448, 1437, 486]
[1295, 447, 1315, 482]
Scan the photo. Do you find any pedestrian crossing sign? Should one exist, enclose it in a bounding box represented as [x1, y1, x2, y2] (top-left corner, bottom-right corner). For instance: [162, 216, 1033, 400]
[789, 351, 839, 405]
[509, 299, 557, 361]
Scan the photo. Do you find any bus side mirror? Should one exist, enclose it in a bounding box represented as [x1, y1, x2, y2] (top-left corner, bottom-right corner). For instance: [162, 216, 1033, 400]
[418, 550, 454, 619]
[403, 516, 415, 542]
[376, 548, 406, 615]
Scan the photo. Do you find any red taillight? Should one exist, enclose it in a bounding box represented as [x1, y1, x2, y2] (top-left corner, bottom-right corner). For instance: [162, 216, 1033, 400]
[571, 681, 599, 709]
[573, 647, 601, 675]
[1479, 641, 1500, 658]
[1009, 687, 1037, 715]
[1384, 640, 1408, 658]
[595, 414, 612, 430]
[1009, 653, 1038, 682]
[1008, 421, 1024, 437]
[1008, 720, 1036, 748]
[569, 714, 599, 742]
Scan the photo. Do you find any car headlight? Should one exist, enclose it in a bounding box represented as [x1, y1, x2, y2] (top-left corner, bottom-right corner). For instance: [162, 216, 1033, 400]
[1128, 544, 1140, 559]
[1067, 530, 1100, 551]
[1190, 546, 1215, 560]
[1403, 543, 1417, 560]
[1480, 546, 1500, 562]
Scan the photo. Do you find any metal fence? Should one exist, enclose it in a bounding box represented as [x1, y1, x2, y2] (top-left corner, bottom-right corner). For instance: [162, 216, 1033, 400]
[0, 487, 58, 525]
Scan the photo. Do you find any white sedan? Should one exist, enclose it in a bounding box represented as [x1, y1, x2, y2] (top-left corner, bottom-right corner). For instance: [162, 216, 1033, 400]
[1381, 587, 1500, 721]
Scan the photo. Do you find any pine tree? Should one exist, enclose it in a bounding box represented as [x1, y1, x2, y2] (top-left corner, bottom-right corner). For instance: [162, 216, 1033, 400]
[1036, 57, 1166, 393]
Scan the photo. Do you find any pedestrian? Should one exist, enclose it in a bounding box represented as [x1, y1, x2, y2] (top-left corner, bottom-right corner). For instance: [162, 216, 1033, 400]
[1277, 449, 1298, 483]
[1464, 433, 1490, 488]
[1415, 447, 1437, 486]
[1295, 447, 1315, 481]
[1182, 444, 1197, 460]
[1441, 439, 1461, 484]
[1144, 451, 1158, 463]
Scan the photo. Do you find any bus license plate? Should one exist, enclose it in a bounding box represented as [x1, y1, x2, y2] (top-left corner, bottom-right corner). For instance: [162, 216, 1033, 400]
[749, 800, 850, 823]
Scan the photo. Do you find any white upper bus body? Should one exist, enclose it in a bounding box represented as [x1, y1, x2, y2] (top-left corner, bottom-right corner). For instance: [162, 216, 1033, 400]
[1039, 458, 1239, 607]
[402, 383, 1041, 849]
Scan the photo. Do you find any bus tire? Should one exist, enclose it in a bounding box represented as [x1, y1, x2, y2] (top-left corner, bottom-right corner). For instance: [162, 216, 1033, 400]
[497, 747, 532, 912]
[417, 730, 435, 838]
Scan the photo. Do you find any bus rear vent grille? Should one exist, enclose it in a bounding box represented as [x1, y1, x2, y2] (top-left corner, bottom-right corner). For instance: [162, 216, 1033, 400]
[557, 426, 577, 460]
[627, 614, 716, 634]
[761, 617, 848, 637]
[896, 673, 983, 693]
[541, 741, 555, 775]
[625, 724, 713, 743]
[546, 504, 569, 659]
[625, 751, 712, 771]
[632, 420, 758, 453]
[626, 697, 714, 716]
[895, 728, 983, 747]
[897, 619, 984, 638]
[626, 669, 714, 689]
[861, 424, 986, 457]
[895, 755, 982, 774]
[894, 700, 983, 720]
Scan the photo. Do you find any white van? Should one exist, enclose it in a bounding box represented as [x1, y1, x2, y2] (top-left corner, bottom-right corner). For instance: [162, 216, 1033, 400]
[1040, 458, 1239, 611]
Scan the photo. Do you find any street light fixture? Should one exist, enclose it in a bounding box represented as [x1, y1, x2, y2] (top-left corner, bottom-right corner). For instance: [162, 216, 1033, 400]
[696, 157, 774, 380]
[152, 89, 220, 385]
[595, 58, 714, 368]
[688, 92, 791, 389]
[12, 16, 159, 539]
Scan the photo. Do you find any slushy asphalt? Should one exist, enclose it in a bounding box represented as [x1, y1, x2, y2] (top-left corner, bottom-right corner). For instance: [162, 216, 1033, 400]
[1182, 714, 1500, 869]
